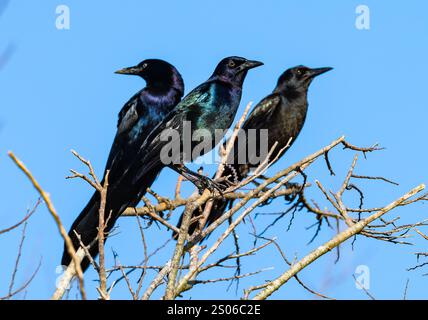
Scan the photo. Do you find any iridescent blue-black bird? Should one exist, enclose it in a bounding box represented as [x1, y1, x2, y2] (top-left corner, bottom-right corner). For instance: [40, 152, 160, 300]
[126, 56, 263, 195]
[175, 65, 332, 239]
[61, 59, 184, 271]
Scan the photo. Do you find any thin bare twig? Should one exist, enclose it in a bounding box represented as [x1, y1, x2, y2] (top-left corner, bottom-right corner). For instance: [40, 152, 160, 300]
[0, 199, 40, 235]
[251, 184, 425, 300]
[8, 151, 86, 300]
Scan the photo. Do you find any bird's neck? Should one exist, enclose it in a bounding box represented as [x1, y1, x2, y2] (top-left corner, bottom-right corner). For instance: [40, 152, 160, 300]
[142, 85, 182, 112]
[144, 83, 180, 103]
[277, 85, 308, 104]
[147, 81, 173, 94]
[209, 73, 246, 90]
[146, 73, 184, 98]
[217, 77, 243, 102]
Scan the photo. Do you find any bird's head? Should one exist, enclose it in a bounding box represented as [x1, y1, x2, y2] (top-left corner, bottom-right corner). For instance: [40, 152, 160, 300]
[211, 56, 263, 85]
[115, 59, 184, 95]
[277, 66, 333, 92]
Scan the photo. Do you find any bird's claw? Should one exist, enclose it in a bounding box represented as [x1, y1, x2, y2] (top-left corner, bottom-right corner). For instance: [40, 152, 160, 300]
[195, 176, 225, 195]
[285, 182, 300, 190]
[284, 182, 301, 202]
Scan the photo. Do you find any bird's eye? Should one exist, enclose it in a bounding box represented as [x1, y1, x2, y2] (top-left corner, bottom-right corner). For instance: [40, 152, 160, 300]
[142, 63, 148, 69]
[228, 61, 236, 68]
[297, 68, 306, 76]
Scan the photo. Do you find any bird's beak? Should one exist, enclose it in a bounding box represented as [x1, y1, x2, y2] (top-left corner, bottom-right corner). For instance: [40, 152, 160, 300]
[309, 67, 333, 78]
[115, 66, 141, 75]
[237, 59, 264, 73]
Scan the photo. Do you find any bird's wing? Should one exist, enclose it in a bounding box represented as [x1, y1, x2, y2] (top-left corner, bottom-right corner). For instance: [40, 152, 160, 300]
[130, 83, 213, 182]
[138, 81, 212, 154]
[126, 110, 186, 184]
[103, 92, 145, 180]
[243, 94, 281, 129]
[116, 92, 142, 135]
[220, 94, 281, 179]
[222, 94, 280, 149]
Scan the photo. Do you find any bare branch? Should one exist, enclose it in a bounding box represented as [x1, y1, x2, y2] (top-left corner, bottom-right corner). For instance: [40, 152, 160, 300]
[0, 199, 40, 235]
[8, 151, 86, 300]
[251, 184, 425, 300]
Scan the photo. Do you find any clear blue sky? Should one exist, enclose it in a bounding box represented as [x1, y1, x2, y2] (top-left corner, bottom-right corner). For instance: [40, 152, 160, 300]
[1, 1, 428, 299]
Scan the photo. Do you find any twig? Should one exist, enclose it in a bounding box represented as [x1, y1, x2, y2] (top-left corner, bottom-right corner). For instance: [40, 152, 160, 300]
[188, 268, 272, 285]
[353, 274, 376, 300]
[0, 258, 42, 300]
[7, 222, 28, 298]
[97, 171, 109, 300]
[142, 261, 172, 300]
[351, 174, 399, 186]
[0, 199, 40, 235]
[251, 184, 425, 300]
[403, 279, 410, 300]
[8, 151, 86, 300]
[164, 201, 195, 300]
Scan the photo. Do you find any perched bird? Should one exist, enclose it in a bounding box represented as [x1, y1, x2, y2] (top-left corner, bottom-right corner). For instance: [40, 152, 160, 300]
[175, 65, 332, 238]
[125, 56, 263, 195]
[62, 59, 184, 271]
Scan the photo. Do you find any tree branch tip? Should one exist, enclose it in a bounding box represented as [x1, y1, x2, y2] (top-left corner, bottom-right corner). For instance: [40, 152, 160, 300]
[9, 135, 428, 300]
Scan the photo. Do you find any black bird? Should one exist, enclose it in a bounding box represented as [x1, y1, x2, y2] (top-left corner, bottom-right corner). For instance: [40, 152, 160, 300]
[61, 59, 184, 271]
[125, 56, 263, 196]
[175, 65, 332, 238]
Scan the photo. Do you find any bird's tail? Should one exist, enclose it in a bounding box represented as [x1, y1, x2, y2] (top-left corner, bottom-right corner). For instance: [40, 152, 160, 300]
[61, 167, 161, 272]
[61, 191, 105, 271]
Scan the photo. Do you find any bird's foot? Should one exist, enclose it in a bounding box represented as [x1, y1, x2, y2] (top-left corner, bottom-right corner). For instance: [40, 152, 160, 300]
[284, 182, 302, 202]
[192, 175, 225, 195]
[284, 182, 300, 189]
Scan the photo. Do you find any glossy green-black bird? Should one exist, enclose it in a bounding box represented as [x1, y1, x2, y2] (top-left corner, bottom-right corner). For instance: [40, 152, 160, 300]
[175, 65, 332, 239]
[123, 56, 263, 195]
[62, 59, 184, 271]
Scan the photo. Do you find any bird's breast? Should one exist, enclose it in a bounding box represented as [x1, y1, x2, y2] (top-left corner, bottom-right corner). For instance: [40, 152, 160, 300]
[199, 85, 240, 130]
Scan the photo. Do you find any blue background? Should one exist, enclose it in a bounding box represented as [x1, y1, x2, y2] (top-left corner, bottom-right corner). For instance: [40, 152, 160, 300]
[1, 0, 427, 299]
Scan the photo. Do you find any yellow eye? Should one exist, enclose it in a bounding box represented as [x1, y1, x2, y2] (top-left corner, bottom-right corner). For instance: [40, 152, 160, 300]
[297, 68, 305, 76]
[142, 63, 148, 68]
[228, 61, 236, 68]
